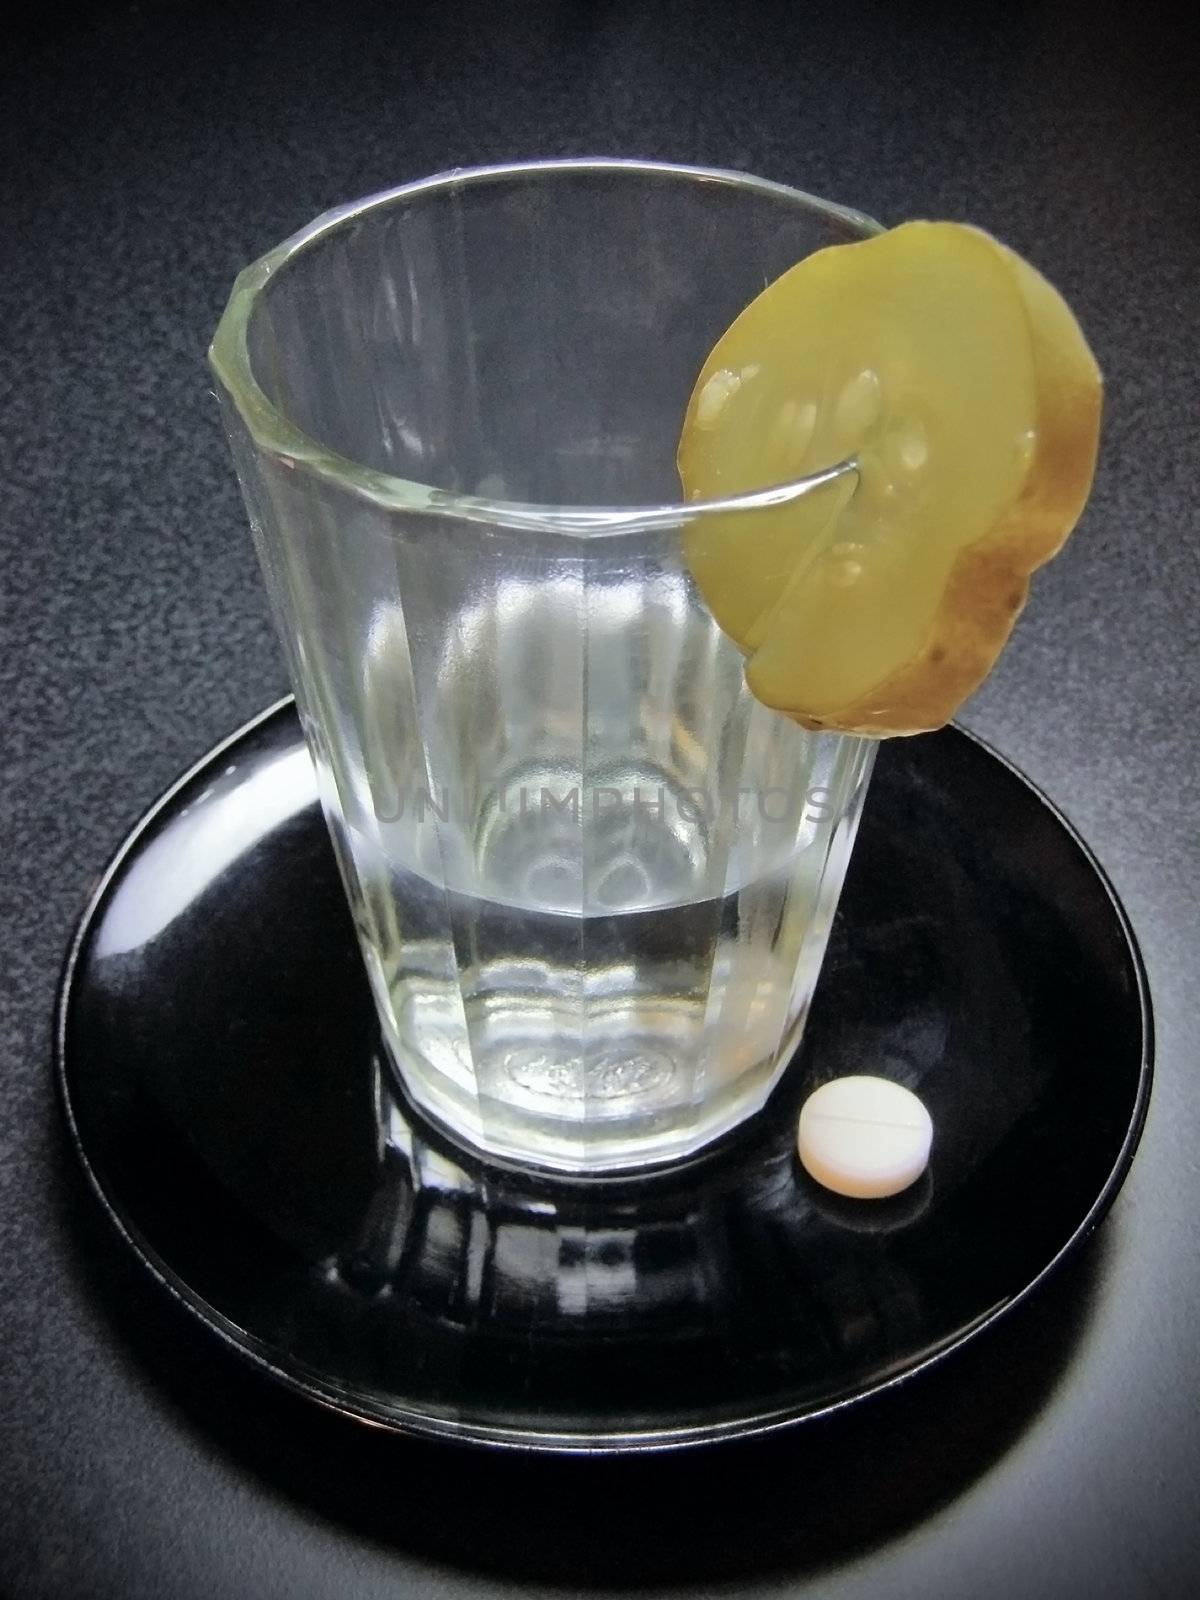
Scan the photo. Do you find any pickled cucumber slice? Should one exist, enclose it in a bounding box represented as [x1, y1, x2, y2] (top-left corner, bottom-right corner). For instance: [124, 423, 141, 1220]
[677, 221, 1102, 735]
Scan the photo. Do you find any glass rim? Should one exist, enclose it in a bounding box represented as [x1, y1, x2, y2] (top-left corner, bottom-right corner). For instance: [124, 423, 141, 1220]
[208, 157, 882, 535]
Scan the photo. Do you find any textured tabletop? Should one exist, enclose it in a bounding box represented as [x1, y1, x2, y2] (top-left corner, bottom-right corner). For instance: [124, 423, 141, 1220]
[2, 2, 1197, 1596]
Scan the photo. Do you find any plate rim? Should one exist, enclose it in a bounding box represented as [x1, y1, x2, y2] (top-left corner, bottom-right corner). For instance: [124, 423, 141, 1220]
[53, 697, 1155, 1455]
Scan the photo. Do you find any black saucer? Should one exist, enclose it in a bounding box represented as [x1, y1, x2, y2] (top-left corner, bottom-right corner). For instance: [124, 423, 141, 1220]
[55, 699, 1151, 1453]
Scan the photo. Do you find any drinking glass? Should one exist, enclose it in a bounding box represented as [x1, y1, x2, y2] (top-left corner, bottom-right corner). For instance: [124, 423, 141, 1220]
[210, 159, 879, 1173]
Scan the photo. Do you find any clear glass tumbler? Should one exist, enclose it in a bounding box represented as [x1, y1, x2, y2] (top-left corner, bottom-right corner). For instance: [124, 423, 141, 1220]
[210, 159, 879, 1173]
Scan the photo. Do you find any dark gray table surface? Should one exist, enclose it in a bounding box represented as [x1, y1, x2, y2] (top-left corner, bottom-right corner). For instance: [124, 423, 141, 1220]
[2, 2, 1197, 1596]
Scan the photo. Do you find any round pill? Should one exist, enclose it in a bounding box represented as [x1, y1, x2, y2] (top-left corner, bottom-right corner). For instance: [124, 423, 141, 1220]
[797, 1075, 933, 1199]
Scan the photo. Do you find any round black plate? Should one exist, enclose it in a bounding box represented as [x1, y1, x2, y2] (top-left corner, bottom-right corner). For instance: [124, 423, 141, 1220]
[56, 699, 1151, 1453]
